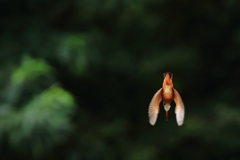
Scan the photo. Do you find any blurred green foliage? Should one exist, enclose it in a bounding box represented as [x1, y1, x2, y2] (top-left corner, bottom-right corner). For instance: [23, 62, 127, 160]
[11, 56, 52, 84]
[1, 0, 240, 159]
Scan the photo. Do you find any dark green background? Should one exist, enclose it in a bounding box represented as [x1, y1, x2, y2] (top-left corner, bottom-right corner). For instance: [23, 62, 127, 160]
[1, 0, 240, 159]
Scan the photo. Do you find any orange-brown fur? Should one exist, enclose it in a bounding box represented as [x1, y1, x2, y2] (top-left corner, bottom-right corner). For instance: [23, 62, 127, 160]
[148, 72, 185, 126]
[162, 73, 174, 105]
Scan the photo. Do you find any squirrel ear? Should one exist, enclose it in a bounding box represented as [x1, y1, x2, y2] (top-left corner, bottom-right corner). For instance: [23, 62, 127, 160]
[163, 72, 166, 78]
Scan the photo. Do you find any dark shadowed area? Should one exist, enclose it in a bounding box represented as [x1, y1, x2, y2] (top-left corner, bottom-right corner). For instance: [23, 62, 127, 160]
[1, 0, 240, 159]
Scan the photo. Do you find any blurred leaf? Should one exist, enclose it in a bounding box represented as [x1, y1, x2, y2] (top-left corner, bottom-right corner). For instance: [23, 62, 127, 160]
[11, 56, 52, 84]
[0, 85, 75, 157]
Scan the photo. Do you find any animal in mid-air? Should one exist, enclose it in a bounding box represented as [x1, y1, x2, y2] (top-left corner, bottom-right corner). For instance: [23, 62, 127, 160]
[148, 72, 185, 126]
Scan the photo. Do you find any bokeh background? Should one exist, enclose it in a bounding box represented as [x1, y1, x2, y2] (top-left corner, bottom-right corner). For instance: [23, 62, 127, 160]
[1, 0, 240, 159]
